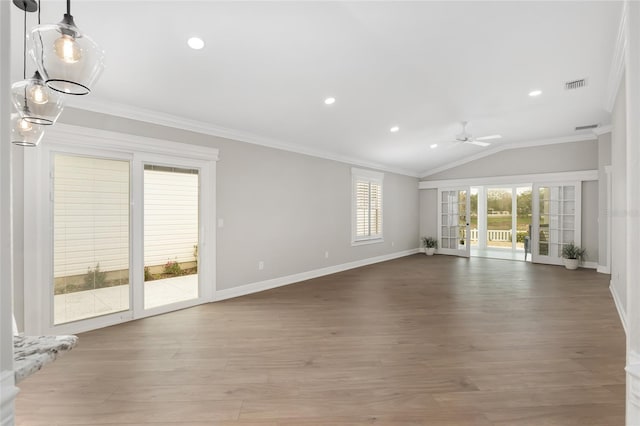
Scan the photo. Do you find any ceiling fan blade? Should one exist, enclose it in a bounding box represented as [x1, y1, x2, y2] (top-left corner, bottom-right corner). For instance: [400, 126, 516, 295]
[466, 140, 491, 147]
[475, 134, 502, 141]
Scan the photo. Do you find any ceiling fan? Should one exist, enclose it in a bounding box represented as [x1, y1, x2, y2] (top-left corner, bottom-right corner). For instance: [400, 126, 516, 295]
[453, 121, 502, 147]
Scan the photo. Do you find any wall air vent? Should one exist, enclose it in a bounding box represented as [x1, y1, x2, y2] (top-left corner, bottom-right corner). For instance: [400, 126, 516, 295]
[565, 78, 588, 90]
[575, 124, 598, 131]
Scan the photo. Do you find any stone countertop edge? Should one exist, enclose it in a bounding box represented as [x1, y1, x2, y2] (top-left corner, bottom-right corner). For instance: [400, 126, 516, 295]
[13, 334, 79, 383]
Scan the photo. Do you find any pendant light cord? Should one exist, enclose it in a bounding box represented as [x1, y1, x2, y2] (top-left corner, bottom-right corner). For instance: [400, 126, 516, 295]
[22, 5, 26, 80]
[37, 0, 46, 78]
[21, 4, 28, 109]
[67, 0, 70, 15]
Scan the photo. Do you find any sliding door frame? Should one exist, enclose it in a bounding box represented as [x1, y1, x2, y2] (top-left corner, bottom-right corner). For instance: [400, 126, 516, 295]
[133, 153, 214, 319]
[23, 124, 218, 335]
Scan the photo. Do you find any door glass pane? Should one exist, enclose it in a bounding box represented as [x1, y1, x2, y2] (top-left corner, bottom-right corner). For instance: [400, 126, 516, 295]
[562, 230, 575, 243]
[470, 188, 478, 247]
[562, 215, 575, 229]
[516, 187, 532, 250]
[487, 188, 512, 249]
[563, 200, 575, 215]
[458, 191, 467, 249]
[563, 186, 575, 200]
[538, 187, 550, 255]
[144, 165, 199, 309]
[53, 155, 130, 325]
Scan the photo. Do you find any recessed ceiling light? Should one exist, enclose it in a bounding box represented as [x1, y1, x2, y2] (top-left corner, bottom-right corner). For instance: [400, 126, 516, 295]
[187, 37, 205, 50]
[390, 126, 399, 133]
[529, 90, 542, 97]
[324, 97, 336, 105]
[430, 144, 438, 149]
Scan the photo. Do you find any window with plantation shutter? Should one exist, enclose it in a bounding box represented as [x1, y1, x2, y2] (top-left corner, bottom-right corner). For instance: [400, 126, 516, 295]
[352, 168, 384, 245]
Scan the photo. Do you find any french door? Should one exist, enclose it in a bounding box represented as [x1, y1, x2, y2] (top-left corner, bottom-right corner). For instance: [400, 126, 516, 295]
[437, 187, 471, 257]
[532, 182, 581, 265]
[25, 139, 216, 335]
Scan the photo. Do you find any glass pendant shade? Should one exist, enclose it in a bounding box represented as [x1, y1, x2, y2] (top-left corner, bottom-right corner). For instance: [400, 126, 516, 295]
[11, 71, 64, 125]
[11, 113, 45, 147]
[29, 14, 105, 95]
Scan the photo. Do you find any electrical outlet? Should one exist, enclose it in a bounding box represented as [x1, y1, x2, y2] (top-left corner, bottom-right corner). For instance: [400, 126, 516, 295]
[218, 218, 224, 228]
[258, 261, 264, 270]
[391, 241, 395, 247]
[325, 251, 329, 259]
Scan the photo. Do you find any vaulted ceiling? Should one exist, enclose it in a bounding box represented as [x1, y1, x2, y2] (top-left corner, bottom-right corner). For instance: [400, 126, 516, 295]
[10, 1, 623, 176]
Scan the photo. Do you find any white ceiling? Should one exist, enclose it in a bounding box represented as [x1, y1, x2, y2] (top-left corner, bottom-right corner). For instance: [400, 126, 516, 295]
[10, 1, 623, 176]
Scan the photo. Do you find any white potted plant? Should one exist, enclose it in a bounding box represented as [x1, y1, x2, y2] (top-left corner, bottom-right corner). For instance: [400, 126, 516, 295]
[561, 242, 586, 270]
[421, 237, 438, 256]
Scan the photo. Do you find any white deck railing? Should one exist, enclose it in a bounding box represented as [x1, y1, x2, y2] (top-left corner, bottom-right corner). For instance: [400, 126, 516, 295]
[466, 229, 515, 242]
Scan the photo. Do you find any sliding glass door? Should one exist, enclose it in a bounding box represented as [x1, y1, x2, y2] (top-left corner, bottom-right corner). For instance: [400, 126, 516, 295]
[143, 164, 200, 311]
[40, 146, 213, 334]
[53, 154, 131, 325]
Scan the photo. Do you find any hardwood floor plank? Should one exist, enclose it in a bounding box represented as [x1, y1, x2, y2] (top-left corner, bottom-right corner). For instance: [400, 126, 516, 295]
[15, 255, 625, 425]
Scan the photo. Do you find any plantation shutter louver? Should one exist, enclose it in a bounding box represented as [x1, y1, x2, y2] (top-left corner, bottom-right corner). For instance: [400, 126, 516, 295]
[352, 168, 384, 243]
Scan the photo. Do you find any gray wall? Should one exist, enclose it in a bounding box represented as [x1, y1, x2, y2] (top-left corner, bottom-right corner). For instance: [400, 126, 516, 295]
[424, 140, 598, 180]
[12, 107, 419, 327]
[611, 78, 627, 314]
[598, 132, 612, 270]
[419, 189, 437, 242]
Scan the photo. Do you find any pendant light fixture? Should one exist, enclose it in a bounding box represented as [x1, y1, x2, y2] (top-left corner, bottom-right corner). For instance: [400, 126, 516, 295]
[11, 113, 45, 147]
[29, 0, 105, 95]
[11, 0, 64, 125]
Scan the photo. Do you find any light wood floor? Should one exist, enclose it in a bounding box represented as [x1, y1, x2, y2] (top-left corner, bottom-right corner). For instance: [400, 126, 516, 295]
[16, 255, 626, 425]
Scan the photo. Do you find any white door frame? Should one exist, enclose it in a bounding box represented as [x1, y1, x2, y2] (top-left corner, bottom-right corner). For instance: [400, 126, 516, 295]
[531, 181, 582, 266]
[437, 187, 471, 257]
[23, 124, 218, 335]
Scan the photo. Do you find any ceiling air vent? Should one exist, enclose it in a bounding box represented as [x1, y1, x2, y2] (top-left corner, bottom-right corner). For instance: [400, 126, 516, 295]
[565, 78, 587, 90]
[575, 124, 598, 131]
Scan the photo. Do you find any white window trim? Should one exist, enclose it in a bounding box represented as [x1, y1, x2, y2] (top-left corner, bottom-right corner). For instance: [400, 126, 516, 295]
[351, 167, 384, 246]
[22, 123, 218, 335]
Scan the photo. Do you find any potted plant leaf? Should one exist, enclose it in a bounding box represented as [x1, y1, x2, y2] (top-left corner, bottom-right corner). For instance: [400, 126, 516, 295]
[561, 242, 586, 270]
[421, 237, 438, 256]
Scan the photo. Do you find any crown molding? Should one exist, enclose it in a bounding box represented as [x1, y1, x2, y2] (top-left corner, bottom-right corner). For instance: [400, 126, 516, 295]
[419, 169, 598, 190]
[604, 1, 628, 113]
[65, 98, 420, 178]
[419, 134, 597, 178]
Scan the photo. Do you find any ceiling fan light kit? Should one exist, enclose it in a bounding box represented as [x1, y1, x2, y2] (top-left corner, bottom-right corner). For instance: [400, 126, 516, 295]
[450, 121, 501, 148]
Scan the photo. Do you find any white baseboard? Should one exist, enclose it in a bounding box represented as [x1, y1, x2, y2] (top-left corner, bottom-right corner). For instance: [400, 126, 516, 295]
[610, 281, 627, 334]
[215, 249, 419, 301]
[597, 265, 611, 274]
[581, 261, 597, 269]
[0, 370, 19, 426]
